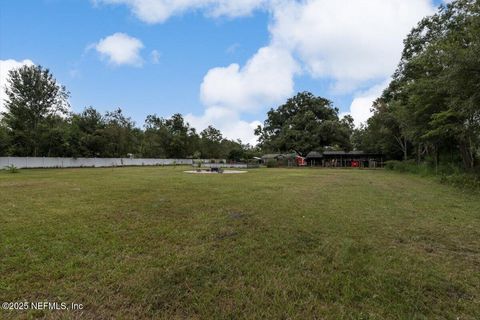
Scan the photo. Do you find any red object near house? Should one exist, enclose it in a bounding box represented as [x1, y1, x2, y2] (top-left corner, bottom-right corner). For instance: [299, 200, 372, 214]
[296, 155, 307, 166]
[351, 161, 359, 167]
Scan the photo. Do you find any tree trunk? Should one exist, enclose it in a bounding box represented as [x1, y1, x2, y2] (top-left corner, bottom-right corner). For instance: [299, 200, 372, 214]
[459, 141, 474, 170]
[417, 143, 421, 165]
[395, 135, 408, 161]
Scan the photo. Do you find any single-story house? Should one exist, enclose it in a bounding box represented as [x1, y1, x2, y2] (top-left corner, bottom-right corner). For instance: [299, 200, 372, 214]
[305, 151, 384, 168]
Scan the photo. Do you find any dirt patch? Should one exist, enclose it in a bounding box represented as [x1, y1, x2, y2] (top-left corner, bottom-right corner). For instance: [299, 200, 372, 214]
[229, 211, 247, 220]
[184, 170, 247, 174]
[215, 231, 239, 240]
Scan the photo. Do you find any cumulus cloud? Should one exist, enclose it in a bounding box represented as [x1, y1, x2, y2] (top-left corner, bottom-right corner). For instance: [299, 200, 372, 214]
[194, 45, 297, 143]
[341, 80, 390, 127]
[0, 59, 35, 114]
[270, 0, 434, 93]
[150, 49, 161, 64]
[95, 32, 144, 66]
[185, 106, 261, 145]
[95, 0, 438, 137]
[95, 0, 267, 24]
[200, 46, 298, 112]
[192, 0, 435, 136]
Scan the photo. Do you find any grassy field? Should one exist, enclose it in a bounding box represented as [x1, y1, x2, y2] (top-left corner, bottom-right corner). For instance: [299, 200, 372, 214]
[0, 167, 479, 319]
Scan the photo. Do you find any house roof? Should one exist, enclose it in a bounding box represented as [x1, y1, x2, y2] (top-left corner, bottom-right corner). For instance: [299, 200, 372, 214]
[261, 154, 281, 159]
[323, 151, 366, 155]
[306, 151, 323, 158]
[261, 153, 297, 159]
[306, 150, 382, 158]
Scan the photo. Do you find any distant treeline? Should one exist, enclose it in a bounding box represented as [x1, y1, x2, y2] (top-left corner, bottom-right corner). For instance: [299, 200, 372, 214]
[353, 0, 479, 171]
[1, 1, 478, 172]
[0, 66, 260, 160]
[0, 65, 354, 162]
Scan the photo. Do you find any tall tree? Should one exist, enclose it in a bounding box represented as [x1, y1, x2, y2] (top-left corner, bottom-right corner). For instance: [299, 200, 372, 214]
[68, 107, 107, 157]
[165, 114, 199, 158]
[143, 113, 199, 158]
[200, 125, 223, 159]
[255, 92, 352, 156]
[0, 120, 10, 156]
[359, 0, 480, 169]
[143, 114, 169, 158]
[102, 108, 139, 157]
[2, 65, 69, 156]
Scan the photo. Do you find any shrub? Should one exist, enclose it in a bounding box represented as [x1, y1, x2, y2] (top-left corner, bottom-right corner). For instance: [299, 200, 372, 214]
[4, 164, 19, 173]
[266, 160, 277, 168]
[439, 173, 480, 190]
[384, 160, 432, 175]
[193, 160, 202, 168]
[385, 160, 480, 191]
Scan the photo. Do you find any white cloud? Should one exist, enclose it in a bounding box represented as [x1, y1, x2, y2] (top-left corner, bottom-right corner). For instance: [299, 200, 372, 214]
[200, 46, 298, 112]
[226, 43, 240, 54]
[0, 59, 35, 114]
[341, 79, 390, 127]
[192, 0, 435, 137]
[95, 32, 144, 66]
[150, 49, 161, 64]
[192, 45, 297, 143]
[270, 0, 435, 93]
[95, 0, 438, 139]
[95, 0, 267, 24]
[185, 106, 261, 145]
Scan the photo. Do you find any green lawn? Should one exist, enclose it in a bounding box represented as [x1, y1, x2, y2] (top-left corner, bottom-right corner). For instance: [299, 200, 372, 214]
[1, 167, 479, 319]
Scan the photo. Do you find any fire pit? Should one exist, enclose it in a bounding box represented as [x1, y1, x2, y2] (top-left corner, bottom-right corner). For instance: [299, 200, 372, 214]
[184, 169, 247, 174]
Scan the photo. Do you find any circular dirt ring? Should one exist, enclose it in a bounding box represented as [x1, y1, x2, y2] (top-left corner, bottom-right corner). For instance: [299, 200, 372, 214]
[184, 170, 247, 174]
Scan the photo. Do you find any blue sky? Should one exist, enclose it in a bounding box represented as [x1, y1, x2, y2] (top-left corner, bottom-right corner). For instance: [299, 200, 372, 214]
[1, 0, 447, 144]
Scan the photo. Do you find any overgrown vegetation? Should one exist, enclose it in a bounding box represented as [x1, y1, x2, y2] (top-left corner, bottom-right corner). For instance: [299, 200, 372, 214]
[266, 159, 277, 168]
[385, 160, 480, 190]
[355, 0, 480, 176]
[3, 164, 19, 173]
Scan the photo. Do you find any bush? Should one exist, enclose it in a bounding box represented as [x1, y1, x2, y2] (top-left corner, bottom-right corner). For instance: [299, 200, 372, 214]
[4, 164, 19, 173]
[193, 160, 202, 168]
[266, 160, 277, 168]
[439, 173, 480, 190]
[385, 160, 480, 191]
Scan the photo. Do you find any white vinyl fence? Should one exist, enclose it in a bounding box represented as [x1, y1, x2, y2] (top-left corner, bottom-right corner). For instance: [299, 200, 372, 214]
[0, 157, 194, 169]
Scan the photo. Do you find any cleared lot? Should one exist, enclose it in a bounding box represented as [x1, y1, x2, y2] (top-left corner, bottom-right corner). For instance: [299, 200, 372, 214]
[1, 167, 479, 319]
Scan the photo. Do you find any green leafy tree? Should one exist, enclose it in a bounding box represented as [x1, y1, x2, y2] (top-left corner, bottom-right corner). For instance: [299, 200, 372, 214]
[2, 65, 69, 156]
[200, 125, 223, 159]
[68, 107, 107, 157]
[102, 108, 139, 157]
[359, 0, 480, 169]
[163, 114, 198, 158]
[0, 120, 10, 155]
[143, 113, 198, 158]
[255, 92, 352, 156]
[143, 114, 169, 158]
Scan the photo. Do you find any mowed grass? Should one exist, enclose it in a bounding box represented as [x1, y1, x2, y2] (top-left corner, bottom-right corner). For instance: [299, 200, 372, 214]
[0, 167, 479, 319]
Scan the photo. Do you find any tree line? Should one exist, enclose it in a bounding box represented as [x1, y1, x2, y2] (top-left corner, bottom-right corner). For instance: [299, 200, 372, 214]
[0, 65, 355, 162]
[0, 65, 259, 160]
[353, 0, 479, 171]
[1, 1, 478, 172]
